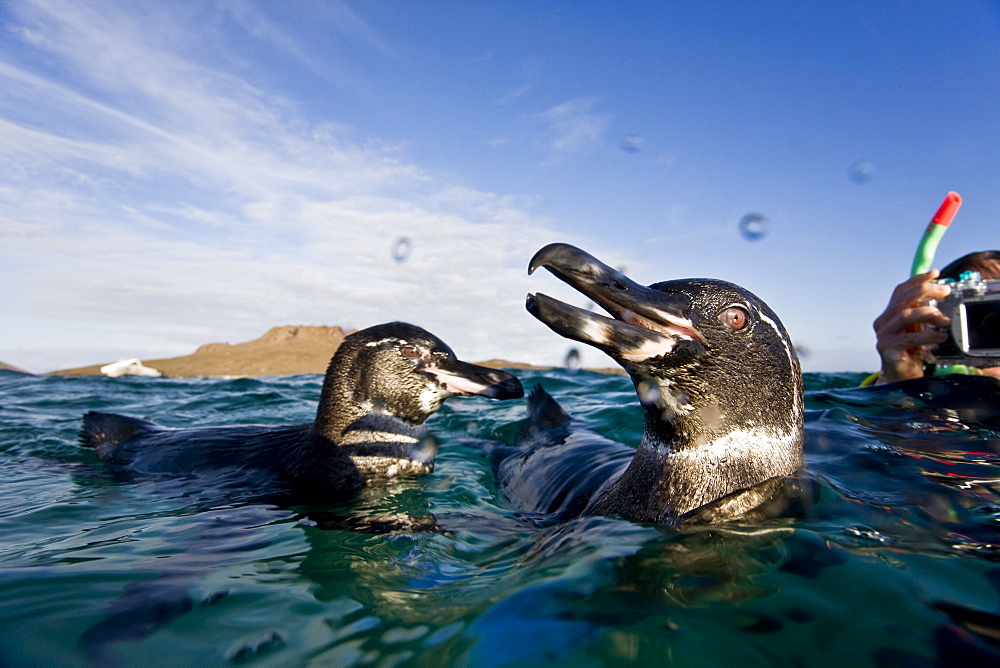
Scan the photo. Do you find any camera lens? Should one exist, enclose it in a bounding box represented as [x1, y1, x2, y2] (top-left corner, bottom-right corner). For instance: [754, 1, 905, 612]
[965, 302, 1000, 352]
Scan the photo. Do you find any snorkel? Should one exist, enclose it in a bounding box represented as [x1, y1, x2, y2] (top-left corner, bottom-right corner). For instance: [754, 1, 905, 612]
[862, 192, 967, 385]
[911, 191, 962, 276]
[911, 192, 966, 375]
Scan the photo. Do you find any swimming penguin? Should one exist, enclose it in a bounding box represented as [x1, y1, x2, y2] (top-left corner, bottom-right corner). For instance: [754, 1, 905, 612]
[81, 322, 524, 498]
[494, 243, 803, 525]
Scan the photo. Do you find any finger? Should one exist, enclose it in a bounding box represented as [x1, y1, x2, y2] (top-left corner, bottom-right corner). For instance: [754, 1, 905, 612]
[898, 305, 951, 329]
[888, 271, 948, 309]
[875, 273, 938, 330]
[874, 310, 948, 344]
[915, 280, 952, 302]
[877, 328, 948, 355]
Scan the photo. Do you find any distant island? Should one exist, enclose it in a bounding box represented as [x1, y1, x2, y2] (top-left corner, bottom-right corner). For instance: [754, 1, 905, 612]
[49, 325, 359, 377]
[0, 361, 30, 374]
[35, 325, 621, 378]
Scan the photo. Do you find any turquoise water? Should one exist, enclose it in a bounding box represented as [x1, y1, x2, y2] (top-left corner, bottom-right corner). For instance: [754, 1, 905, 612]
[2, 368, 999, 666]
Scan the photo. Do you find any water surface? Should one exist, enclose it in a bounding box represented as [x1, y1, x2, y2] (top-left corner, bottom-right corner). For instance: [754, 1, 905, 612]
[2, 368, 999, 665]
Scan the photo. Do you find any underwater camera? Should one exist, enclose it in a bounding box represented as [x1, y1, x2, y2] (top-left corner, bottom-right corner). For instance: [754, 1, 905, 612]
[931, 271, 1000, 367]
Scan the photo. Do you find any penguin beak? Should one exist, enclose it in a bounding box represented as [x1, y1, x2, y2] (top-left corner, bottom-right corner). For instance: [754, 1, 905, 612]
[422, 359, 524, 400]
[526, 243, 705, 363]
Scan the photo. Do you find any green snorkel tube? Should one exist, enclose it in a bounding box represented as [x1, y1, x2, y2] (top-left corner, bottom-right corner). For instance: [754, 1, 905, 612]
[913, 192, 966, 376]
[862, 192, 963, 386]
[911, 191, 962, 276]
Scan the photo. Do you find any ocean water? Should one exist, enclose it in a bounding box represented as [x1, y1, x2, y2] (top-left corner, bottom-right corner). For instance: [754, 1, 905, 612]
[1, 367, 999, 666]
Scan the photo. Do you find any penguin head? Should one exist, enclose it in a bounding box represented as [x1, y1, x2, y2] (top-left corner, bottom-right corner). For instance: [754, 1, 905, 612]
[526, 243, 802, 451]
[324, 322, 523, 428]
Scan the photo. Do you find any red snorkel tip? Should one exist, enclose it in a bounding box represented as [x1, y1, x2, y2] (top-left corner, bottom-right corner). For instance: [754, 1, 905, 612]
[930, 191, 962, 228]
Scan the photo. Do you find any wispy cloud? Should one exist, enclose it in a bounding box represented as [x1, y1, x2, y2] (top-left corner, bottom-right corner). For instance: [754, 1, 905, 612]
[494, 83, 534, 106]
[219, 0, 398, 91]
[0, 0, 622, 372]
[540, 97, 613, 160]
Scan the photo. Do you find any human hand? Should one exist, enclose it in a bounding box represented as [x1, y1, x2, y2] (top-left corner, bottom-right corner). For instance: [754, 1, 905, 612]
[872, 270, 952, 384]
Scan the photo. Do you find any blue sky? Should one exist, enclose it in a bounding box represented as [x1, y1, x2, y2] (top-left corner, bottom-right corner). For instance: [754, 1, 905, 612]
[1, 0, 998, 373]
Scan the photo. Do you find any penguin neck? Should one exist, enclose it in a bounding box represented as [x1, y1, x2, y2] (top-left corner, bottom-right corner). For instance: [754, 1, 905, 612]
[312, 372, 426, 447]
[598, 401, 802, 523]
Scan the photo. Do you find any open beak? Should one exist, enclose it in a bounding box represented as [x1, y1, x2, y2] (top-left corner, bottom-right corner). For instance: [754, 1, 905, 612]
[423, 359, 524, 400]
[526, 243, 705, 363]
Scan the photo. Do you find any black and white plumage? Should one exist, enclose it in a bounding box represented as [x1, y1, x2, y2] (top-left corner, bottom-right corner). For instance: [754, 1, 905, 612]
[81, 322, 523, 498]
[494, 243, 803, 525]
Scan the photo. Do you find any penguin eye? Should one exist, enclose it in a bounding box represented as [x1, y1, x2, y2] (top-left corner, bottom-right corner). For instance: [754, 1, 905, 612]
[719, 306, 748, 331]
[400, 345, 421, 359]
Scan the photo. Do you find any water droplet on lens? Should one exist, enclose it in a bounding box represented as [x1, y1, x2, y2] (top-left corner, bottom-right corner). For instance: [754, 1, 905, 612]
[621, 135, 644, 153]
[391, 236, 413, 262]
[849, 160, 874, 184]
[564, 348, 581, 371]
[738, 213, 769, 242]
[637, 380, 661, 405]
[414, 435, 438, 461]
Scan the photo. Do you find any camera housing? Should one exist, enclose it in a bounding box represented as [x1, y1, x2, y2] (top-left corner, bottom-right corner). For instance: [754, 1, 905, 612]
[930, 271, 1000, 367]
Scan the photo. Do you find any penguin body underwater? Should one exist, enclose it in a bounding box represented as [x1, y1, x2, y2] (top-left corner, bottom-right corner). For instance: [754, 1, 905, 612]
[81, 322, 523, 498]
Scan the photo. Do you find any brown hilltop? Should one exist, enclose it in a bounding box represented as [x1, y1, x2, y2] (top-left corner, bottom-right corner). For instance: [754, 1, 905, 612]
[0, 361, 31, 374]
[48, 325, 622, 378]
[51, 326, 354, 378]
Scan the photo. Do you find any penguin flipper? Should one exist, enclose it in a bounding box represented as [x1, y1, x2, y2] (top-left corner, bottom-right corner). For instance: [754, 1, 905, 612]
[516, 385, 572, 447]
[526, 385, 570, 427]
